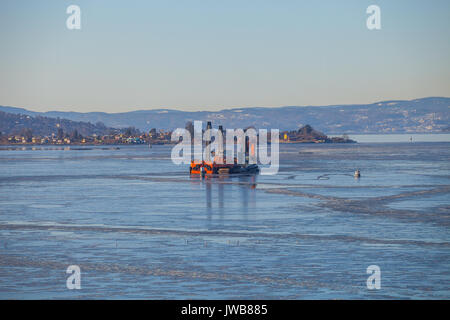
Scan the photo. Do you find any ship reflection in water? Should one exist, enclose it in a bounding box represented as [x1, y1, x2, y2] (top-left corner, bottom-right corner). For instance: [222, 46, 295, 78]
[190, 174, 257, 226]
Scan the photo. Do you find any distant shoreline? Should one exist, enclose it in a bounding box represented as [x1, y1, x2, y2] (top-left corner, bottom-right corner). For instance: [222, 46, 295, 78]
[331, 133, 450, 143]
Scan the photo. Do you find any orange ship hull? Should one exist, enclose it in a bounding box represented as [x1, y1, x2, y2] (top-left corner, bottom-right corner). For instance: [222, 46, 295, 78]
[190, 160, 258, 175]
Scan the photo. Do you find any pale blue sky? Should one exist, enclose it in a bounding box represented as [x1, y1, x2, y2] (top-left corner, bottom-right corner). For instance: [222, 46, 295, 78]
[0, 0, 449, 112]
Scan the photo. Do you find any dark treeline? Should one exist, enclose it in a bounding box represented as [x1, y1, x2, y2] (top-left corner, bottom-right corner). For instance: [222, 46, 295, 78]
[0, 111, 139, 137]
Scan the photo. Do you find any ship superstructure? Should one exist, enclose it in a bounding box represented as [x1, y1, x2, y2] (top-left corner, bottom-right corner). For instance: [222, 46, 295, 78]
[190, 122, 259, 175]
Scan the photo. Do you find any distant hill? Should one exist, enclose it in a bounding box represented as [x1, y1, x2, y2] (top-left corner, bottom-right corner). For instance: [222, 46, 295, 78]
[1, 97, 449, 134]
[0, 111, 119, 137]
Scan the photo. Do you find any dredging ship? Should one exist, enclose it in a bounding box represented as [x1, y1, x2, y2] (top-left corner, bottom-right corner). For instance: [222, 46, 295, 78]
[190, 122, 259, 175]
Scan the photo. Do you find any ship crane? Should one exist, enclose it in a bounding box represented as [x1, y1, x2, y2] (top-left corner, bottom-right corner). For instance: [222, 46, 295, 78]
[190, 122, 259, 175]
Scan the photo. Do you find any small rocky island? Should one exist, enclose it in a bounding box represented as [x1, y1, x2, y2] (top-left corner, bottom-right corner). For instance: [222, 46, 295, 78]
[280, 125, 356, 143]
